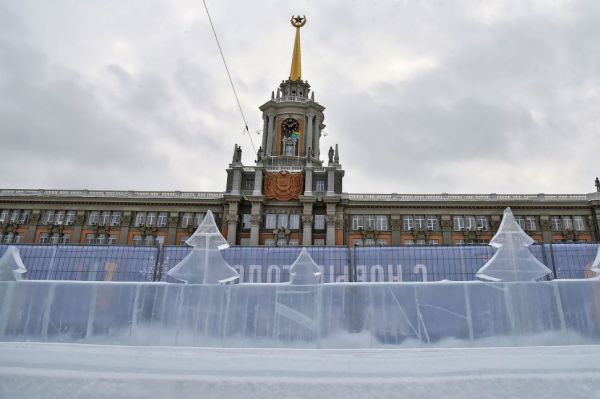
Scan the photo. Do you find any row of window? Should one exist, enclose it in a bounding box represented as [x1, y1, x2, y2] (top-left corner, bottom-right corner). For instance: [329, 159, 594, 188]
[0, 210, 31, 225]
[0, 232, 24, 243]
[241, 214, 328, 231]
[452, 216, 489, 231]
[549, 216, 587, 231]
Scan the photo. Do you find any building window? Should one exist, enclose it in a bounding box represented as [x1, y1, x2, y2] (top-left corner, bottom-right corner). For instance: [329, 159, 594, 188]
[9, 210, 19, 224]
[85, 234, 95, 244]
[50, 233, 61, 244]
[465, 216, 476, 231]
[313, 239, 325, 246]
[364, 238, 376, 246]
[135, 212, 146, 227]
[88, 211, 99, 226]
[132, 235, 143, 246]
[453, 216, 465, 231]
[526, 216, 537, 231]
[351, 215, 364, 231]
[403, 216, 414, 231]
[107, 234, 117, 244]
[562, 216, 573, 230]
[428, 239, 439, 245]
[277, 214, 288, 229]
[353, 239, 364, 246]
[316, 179, 325, 192]
[242, 214, 252, 229]
[181, 213, 193, 228]
[284, 142, 296, 156]
[194, 213, 205, 227]
[404, 239, 414, 246]
[426, 216, 438, 231]
[65, 211, 76, 225]
[100, 211, 111, 226]
[314, 215, 325, 230]
[3, 233, 14, 243]
[39, 233, 49, 244]
[0, 210, 8, 224]
[111, 212, 121, 227]
[265, 214, 277, 229]
[144, 235, 155, 246]
[476, 216, 489, 231]
[54, 211, 65, 225]
[415, 215, 426, 230]
[264, 239, 275, 246]
[96, 234, 106, 245]
[146, 213, 157, 227]
[14, 233, 23, 243]
[550, 216, 562, 231]
[179, 236, 190, 245]
[376, 239, 388, 246]
[573, 216, 586, 231]
[365, 215, 376, 230]
[19, 210, 30, 225]
[455, 239, 464, 245]
[289, 214, 300, 230]
[44, 210, 55, 225]
[61, 234, 70, 244]
[157, 212, 168, 227]
[376, 216, 388, 231]
[240, 238, 251, 246]
[288, 239, 300, 246]
[416, 239, 426, 246]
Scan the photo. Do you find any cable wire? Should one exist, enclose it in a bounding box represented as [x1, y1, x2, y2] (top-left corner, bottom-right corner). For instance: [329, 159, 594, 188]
[202, 0, 257, 155]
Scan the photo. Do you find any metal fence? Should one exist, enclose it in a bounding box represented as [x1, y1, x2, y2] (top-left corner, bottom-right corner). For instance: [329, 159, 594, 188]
[1, 243, 598, 283]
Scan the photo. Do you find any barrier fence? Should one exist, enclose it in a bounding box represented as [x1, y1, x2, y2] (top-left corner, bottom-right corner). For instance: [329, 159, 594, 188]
[1, 243, 598, 283]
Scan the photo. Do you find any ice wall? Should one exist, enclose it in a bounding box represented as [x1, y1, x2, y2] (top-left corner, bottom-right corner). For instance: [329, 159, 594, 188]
[1, 280, 599, 348]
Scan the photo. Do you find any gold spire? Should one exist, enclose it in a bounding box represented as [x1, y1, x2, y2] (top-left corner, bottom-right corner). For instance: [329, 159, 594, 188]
[289, 15, 306, 81]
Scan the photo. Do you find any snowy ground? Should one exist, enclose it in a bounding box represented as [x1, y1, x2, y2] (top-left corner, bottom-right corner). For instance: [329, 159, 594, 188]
[1, 343, 599, 399]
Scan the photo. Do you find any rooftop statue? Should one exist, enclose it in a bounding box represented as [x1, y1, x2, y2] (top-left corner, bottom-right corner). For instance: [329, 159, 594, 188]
[167, 210, 239, 284]
[476, 207, 552, 282]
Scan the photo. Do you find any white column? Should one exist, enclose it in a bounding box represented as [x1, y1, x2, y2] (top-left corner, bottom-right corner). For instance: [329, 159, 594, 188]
[266, 114, 275, 155]
[231, 168, 242, 195]
[253, 167, 263, 196]
[327, 168, 335, 195]
[261, 115, 268, 151]
[305, 114, 314, 157]
[313, 116, 320, 160]
[304, 164, 313, 195]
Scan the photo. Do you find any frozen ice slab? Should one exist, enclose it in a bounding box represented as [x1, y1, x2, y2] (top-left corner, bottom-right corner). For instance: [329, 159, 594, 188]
[591, 247, 600, 278]
[477, 207, 552, 282]
[0, 246, 26, 281]
[1, 343, 599, 399]
[1, 280, 599, 348]
[167, 210, 239, 284]
[289, 248, 322, 284]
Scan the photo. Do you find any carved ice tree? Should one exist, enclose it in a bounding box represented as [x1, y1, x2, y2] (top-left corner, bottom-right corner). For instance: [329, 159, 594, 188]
[0, 246, 27, 281]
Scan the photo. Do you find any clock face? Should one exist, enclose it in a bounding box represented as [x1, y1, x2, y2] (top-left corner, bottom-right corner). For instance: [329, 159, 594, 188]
[282, 118, 300, 136]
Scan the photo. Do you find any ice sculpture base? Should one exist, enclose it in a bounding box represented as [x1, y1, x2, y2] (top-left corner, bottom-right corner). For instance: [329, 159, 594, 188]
[1, 280, 599, 348]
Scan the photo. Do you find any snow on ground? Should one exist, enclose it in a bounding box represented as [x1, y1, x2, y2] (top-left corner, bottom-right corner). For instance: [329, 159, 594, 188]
[1, 343, 600, 399]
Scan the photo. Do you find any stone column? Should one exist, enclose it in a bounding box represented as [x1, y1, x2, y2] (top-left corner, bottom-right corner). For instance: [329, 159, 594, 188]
[231, 167, 242, 195]
[119, 212, 132, 244]
[314, 116, 321, 160]
[305, 114, 314, 157]
[325, 202, 337, 246]
[441, 216, 453, 245]
[71, 211, 85, 244]
[261, 114, 268, 151]
[266, 113, 275, 155]
[26, 211, 40, 243]
[391, 215, 401, 245]
[326, 168, 335, 196]
[540, 216, 552, 243]
[253, 166, 263, 196]
[167, 212, 179, 245]
[304, 163, 313, 195]
[249, 199, 264, 245]
[225, 200, 241, 245]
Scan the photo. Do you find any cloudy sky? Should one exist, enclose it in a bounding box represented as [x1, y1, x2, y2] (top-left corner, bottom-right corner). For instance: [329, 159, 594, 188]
[1, 0, 598, 194]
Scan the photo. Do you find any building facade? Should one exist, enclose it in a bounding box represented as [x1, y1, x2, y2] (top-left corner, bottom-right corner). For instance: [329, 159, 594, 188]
[2, 16, 600, 247]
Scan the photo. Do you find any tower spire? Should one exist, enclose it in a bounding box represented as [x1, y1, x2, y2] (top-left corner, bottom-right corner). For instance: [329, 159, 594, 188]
[289, 15, 306, 81]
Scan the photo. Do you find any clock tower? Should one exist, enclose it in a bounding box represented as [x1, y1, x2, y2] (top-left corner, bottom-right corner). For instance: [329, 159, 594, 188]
[225, 15, 345, 247]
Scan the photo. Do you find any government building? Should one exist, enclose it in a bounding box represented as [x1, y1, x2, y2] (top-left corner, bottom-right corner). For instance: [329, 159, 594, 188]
[1, 17, 599, 248]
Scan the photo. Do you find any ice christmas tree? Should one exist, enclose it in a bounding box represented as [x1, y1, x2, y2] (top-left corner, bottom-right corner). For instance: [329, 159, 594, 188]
[476, 207, 552, 282]
[289, 248, 322, 285]
[167, 210, 239, 284]
[590, 247, 600, 278]
[0, 246, 27, 281]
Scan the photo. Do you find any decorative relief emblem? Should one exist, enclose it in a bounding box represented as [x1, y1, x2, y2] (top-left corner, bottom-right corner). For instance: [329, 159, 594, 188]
[250, 215, 262, 226]
[264, 171, 304, 201]
[301, 215, 313, 224]
[540, 220, 552, 232]
[441, 220, 453, 232]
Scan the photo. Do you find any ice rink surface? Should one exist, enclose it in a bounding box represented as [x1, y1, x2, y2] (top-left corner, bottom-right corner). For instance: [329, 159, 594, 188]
[1, 342, 599, 399]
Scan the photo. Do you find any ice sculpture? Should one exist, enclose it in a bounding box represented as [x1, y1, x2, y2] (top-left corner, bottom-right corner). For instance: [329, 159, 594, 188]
[167, 210, 239, 284]
[289, 248, 322, 285]
[476, 207, 552, 282]
[0, 246, 27, 281]
[591, 247, 600, 278]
